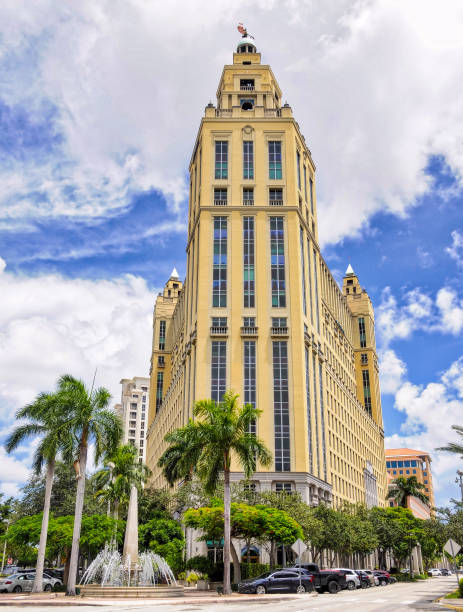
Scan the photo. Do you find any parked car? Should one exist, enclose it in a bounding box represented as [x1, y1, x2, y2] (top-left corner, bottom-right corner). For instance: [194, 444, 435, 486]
[44, 568, 64, 581]
[0, 573, 54, 593]
[289, 563, 346, 593]
[354, 570, 371, 588]
[373, 570, 391, 586]
[439, 568, 452, 576]
[42, 573, 62, 588]
[360, 569, 379, 586]
[332, 568, 360, 590]
[238, 570, 314, 594]
[428, 568, 442, 576]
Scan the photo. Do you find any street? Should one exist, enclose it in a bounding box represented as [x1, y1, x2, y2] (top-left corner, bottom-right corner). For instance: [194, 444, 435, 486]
[2, 576, 459, 612]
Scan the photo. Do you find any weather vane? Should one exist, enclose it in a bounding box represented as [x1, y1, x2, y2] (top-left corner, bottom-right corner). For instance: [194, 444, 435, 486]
[237, 23, 254, 39]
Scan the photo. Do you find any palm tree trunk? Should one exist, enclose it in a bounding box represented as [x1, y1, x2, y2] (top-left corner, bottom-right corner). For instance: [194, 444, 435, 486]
[31, 458, 55, 593]
[223, 466, 231, 594]
[230, 541, 241, 584]
[66, 435, 88, 596]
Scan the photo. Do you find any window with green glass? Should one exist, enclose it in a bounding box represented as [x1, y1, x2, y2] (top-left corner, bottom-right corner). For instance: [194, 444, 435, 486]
[268, 141, 282, 179]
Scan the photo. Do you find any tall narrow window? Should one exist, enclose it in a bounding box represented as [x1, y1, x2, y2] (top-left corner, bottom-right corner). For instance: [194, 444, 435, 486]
[312, 354, 320, 477]
[313, 248, 320, 332]
[214, 188, 227, 205]
[270, 217, 286, 307]
[243, 141, 254, 179]
[243, 217, 255, 308]
[211, 341, 226, 402]
[273, 341, 290, 471]
[212, 217, 227, 307]
[296, 149, 301, 190]
[300, 227, 307, 316]
[269, 188, 283, 205]
[309, 177, 314, 214]
[304, 165, 307, 202]
[159, 320, 166, 351]
[305, 347, 313, 473]
[244, 341, 256, 435]
[318, 361, 327, 481]
[215, 141, 228, 179]
[362, 370, 372, 415]
[243, 187, 254, 205]
[156, 372, 164, 412]
[307, 239, 313, 325]
[359, 317, 367, 347]
[268, 141, 282, 179]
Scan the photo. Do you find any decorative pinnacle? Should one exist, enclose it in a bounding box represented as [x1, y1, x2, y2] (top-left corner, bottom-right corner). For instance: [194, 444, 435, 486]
[345, 263, 355, 275]
[170, 267, 179, 279]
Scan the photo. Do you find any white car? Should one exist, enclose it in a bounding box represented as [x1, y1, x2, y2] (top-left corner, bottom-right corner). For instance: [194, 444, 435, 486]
[361, 569, 379, 586]
[428, 568, 442, 576]
[333, 568, 360, 590]
[0, 573, 54, 593]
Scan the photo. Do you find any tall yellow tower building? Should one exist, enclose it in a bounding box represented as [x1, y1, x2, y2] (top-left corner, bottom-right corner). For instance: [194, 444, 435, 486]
[146, 34, 387, 508]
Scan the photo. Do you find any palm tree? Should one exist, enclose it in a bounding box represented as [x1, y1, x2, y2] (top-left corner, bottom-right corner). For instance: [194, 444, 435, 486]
[94, 444, 151, 519]
[388, 476, 429, 507]
[5, 392, 70, 593]
[56, 375, 122, 597]
[436, 425, 463, 457]
[158, 390, 272, 594]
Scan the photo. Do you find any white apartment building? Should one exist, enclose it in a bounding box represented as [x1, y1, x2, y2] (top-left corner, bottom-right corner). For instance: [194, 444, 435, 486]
[116, 376, 150, 463]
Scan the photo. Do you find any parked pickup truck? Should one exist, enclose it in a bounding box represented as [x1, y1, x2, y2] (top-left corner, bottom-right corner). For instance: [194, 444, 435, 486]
[288, 563, 347, 593]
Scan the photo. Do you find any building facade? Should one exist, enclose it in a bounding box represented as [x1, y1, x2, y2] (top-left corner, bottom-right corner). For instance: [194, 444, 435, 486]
[116, 376, 150, 463]
[386, 448, 435, 516]
[146, 35, 387, 509]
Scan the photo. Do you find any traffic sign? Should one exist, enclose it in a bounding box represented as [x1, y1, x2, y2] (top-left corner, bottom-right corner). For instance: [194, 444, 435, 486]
[444, 538, 461, 557]
[291, 538, 307, 557]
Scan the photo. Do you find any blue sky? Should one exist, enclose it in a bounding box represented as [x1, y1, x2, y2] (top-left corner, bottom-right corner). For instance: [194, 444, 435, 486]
[1, 0, 463, 506]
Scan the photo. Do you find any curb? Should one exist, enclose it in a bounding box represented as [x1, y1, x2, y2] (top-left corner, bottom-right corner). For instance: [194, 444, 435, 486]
[435, 594, 463, 611]
[0, 592, 319, 607]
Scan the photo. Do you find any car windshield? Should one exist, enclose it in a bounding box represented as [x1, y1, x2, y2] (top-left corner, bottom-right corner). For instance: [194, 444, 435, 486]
[257, 572, 272, 579]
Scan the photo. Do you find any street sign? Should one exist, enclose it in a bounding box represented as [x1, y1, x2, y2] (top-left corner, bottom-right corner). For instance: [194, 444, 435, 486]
[291, 538, 307, 557]
[444, 539, 461, 557]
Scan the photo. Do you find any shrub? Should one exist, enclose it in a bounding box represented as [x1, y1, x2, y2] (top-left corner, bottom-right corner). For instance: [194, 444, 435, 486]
[186, 572, 199, 584]
[177, 571, 186, 581]
[186, 555, 212, 575]
[458, 577, 463, 598]
[241, 563, 273, 580]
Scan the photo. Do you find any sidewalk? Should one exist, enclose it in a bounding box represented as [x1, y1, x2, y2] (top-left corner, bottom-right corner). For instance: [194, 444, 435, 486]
[0, 590, 318, 607]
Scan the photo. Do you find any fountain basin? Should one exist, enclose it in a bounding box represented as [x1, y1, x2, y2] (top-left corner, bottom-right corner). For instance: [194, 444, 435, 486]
[79, 584, 185, 598]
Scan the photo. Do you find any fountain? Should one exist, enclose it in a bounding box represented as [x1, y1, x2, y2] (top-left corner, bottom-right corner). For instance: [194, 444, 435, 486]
[79, 486, 184, 598]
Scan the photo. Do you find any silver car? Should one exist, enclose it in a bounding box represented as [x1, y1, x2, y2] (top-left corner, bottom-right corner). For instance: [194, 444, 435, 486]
[0, 573, 54, 593]
[333, 568, 360, 590]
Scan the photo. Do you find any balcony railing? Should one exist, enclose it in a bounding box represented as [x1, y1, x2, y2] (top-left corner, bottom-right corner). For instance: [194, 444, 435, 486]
[240, 85, 255, 91]
[264, 108, 281, 117]
[215, 109, 232, 117]
[241, 326, 259, 336]
[210, 326, 228, 336]
[213, 200, 228, 206]
[269, 200, 283, 206]
[243, 199, 254, 206]
[271, 326, 289, 337]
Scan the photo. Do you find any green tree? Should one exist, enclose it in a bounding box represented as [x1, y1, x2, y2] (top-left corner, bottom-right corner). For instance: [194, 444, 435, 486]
[419, 518, 446, 570]
[139, 517, 185, 575]
[388, 476, 429, 508]
[93, 444, 151, 520]
[55, 374, 122, 596]
[158, 391, 272, 594]
[5, 391, 72, 592]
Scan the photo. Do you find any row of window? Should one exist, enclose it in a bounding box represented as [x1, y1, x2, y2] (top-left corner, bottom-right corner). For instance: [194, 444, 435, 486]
[386, 459, 421, 468]
[211, 316, 287, 328]
[213, 187, 284, 206]
[214, 140, 314, 209]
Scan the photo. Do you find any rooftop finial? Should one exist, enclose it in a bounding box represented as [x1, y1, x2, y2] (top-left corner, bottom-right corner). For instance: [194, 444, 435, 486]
[345, 263, 355, 275]
[171, 267, 179, 279]
[237, 23, 254, 39]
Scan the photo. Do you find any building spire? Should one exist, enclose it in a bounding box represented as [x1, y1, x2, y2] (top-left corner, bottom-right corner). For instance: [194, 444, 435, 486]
[345, 263, 355, 276]
[170, 267, 179, 279]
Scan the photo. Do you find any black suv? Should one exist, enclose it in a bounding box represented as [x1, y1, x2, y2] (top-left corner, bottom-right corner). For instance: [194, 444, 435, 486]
[238, 570, 314, 594]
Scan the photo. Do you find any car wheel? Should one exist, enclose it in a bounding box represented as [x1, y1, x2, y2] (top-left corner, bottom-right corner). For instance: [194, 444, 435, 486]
[256, 585, 266, 595]
[361, 580, 368, 589]
[347, 581, 356, 590]
[44, 584, 52, 591]
[327, 580, 339, 594]
[13, 586, 22, 593]
[296, 584, 306, 594]
[380, 579, 387, 586]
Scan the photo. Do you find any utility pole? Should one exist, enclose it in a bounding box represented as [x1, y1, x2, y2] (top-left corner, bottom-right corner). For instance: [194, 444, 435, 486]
[455, 470, 463, 503]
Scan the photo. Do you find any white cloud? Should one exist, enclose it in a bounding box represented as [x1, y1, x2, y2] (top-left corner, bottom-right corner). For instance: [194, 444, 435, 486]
[0, 1, 463, 243]
[385, 355, 463, 505]
[436, 287, 463, 335]
[379, 349, 407, 394]
[0, 265, 154, 420]
[0, 447, 31, 498]
[446, 230, 463, 267]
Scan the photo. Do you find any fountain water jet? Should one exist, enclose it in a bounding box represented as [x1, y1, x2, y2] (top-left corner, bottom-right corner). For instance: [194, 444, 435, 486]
[79, 486, 184, 598]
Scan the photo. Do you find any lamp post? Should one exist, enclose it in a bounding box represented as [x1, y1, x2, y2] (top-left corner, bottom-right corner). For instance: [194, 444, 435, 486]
[455, 470, 463, 503]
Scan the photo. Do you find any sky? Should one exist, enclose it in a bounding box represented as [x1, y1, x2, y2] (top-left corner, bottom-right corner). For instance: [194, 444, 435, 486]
[1, 0, 463, 507]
